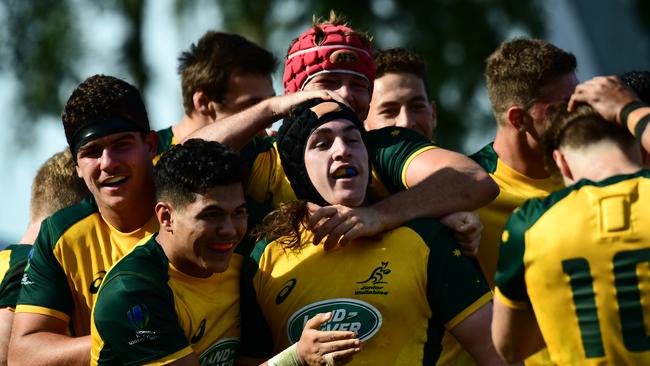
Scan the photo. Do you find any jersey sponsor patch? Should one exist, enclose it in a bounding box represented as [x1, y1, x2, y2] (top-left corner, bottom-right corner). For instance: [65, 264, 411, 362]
[199, 337, 239, 366]
[286, 298, 382, 343]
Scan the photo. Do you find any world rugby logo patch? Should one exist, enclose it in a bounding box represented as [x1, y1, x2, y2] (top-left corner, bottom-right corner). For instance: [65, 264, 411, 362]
[286, 298, 382, 343]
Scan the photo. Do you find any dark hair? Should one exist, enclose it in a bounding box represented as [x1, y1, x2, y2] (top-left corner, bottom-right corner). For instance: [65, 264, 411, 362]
[486, 38, 577, 116]
[62, 74, 150, 148]
[374, 48, 428, 88]
[154, 139, 248, 207]
[542, 104, 635, 175]
[620, 70, 650, 104]
[178, 31, 278, 114]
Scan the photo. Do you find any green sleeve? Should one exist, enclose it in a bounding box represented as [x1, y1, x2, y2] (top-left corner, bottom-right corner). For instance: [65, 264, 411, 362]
[155, 126, 174, 155]
[407, 219, 490, 326]
[94, 273, 189, 365]
[494, 203, 531, 303]
[16, 219, 74, 315]
[239, 240, 274, 359]
[240, 136, 275, 173]
[0, 244, 31, 308]
[366, 127, 436, 193]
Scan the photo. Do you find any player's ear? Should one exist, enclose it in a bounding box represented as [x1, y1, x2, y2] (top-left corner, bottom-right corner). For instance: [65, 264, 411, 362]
[506, 106, 528, 133]
[553, 149, 573, 182]
[155, 202, 174, 233]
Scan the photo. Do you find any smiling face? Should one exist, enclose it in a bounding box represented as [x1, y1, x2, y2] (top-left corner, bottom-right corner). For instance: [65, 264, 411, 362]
[164, 183, 247, 277]
[304, 119, 369, 207]
[75, 131, 156, 215]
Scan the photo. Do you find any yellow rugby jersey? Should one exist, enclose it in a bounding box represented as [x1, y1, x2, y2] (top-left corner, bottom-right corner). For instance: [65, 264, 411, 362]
[240, 218, 491, 365]
[0, 244, 31, 309]
[16, 196, 158, 336]
[240, 126, 436, 208]
[91, 235, 241, 365]
[471, 142, 563, 288]
[496, 170, 650, 365]
[153, 126, 177, 165]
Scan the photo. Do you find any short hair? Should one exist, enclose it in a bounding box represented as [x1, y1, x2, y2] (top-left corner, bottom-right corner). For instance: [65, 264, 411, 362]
[62, 74, 150, 150]
[154, 139, 248, 207]
[30, 149, 88, 221]
[178, 31, 278, 114]
[486, 38, 577, 114]
[620, 70, 650, 104]
[374, 48, 428, 83]
[542, 104, 635, 175]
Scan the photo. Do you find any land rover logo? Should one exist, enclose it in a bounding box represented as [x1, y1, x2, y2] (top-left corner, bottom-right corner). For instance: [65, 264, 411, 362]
[198, 337, 238, 366]
[286, 298, 382, 343]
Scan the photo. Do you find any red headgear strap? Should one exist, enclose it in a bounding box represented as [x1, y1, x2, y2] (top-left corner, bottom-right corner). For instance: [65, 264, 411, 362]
[283, 24, 376, 94]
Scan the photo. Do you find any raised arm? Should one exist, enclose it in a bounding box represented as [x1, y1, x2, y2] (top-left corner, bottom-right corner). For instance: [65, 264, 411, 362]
[569, 75, 650, 152]
[186, 91, 341, 149]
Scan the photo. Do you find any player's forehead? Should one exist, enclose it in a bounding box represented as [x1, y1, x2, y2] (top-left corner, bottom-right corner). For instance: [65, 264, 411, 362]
[305, 72, 369, 88]
[374, 72, 428, 101]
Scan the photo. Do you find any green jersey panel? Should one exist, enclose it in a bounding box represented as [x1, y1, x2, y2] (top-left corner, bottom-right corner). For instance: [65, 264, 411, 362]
[0, 244, 31, 308]
[92, 237, 189, 365]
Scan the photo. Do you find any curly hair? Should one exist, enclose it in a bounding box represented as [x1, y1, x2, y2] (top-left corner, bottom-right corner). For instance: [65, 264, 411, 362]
[154, 139, 248, 207]
[542, 104, 635, 175]
[62, 74, 150, 148]
[486, 38, 576, 117]
[178, 31, 278, 114]
[374, 48, 427, 83]
[620, 70, 650, 104]
[30, 149, 88, 221]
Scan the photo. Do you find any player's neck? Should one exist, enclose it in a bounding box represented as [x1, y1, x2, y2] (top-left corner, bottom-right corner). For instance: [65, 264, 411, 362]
[173, 114, 212, 142]
[156, 232, 213, 278]
[98, 190, 156, 233]
[19, 221, 42, 244]
[563, 143, 643, 184]
[494, 129, 549, 179]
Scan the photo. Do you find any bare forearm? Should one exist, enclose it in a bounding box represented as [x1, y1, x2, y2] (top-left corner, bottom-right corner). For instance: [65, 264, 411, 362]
[9, 333, 90, 366]
[186, 100, 277, 149]
[0, 310, 12, 366]
[373, 167, 497, 231]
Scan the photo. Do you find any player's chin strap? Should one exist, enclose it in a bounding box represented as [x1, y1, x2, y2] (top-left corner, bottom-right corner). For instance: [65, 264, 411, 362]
[267, 343, 302, 366]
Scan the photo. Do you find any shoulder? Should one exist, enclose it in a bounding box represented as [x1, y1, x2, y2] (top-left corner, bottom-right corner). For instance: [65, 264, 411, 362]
[102, 236, 168, 289]
[40, 196, 98, 247]
[155, 126, 175, 155]
[366, 126, 435, 151]
[469, 142, 497, 173]
[400, 218, 455, 248]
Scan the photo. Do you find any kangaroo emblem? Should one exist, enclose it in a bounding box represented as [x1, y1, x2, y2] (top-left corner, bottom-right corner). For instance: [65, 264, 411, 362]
[357, 262, 391, 285]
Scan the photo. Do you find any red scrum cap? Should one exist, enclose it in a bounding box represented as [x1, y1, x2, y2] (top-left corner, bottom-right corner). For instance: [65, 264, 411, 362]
[283, 23, 376, 94]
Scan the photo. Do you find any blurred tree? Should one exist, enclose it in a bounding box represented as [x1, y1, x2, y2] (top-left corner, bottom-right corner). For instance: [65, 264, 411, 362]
[0, 0, 146, 147]
[0, 0, 81, 146]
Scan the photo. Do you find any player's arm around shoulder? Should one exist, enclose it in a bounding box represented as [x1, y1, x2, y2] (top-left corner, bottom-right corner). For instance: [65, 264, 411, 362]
[491, 201, 545, 363]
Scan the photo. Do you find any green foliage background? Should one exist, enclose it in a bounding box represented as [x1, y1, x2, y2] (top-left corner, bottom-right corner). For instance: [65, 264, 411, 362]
[1, 0, 648, 151]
